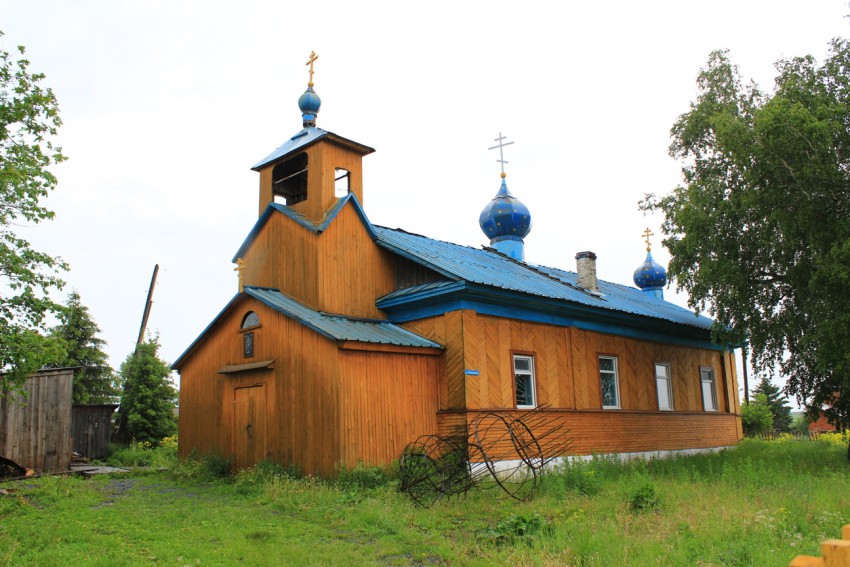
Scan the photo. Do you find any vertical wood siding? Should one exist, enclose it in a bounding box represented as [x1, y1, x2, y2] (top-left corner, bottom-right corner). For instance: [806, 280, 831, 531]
[0, 369, 73, 472]
[241, 199, 396, 319]
[316, 203, 397, 318]
[178, 296, 440, 476]
[338, 350, 439, 468]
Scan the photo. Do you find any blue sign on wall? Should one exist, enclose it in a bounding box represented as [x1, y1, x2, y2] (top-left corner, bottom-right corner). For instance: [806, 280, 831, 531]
[464, 369, 480, 376]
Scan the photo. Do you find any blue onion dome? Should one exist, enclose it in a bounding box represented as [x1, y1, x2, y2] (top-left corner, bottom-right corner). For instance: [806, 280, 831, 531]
[633, 250, 667, 290]
[479, 175, 532, 241]
[298, 85, 321, 127]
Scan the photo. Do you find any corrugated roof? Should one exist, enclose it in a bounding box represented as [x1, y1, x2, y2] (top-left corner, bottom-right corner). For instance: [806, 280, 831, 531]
[373, 226, 713, 331]
[245, 287, 443, 348]
[251, 127, 375, 171]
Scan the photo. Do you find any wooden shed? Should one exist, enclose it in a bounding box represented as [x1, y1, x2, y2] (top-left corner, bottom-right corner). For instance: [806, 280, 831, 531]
[0, 368, 74, 473]
[72, 404, 118, 460]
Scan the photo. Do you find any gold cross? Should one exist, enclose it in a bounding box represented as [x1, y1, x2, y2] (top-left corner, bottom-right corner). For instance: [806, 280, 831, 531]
[234, 258, 246, 292]
[306, 51, 318, 87]
[642, 228, 654, 251]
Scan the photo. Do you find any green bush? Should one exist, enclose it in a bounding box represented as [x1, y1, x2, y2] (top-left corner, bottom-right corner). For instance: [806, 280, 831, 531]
[335, 463, 393, 490]
[106, 437, 177, 468]
[628, 479, 661, 513]
[478, 513, 551, 546]
[561, 460, 602, 496]
[172, 450, 232, 481]
[741, 393, 774, 436]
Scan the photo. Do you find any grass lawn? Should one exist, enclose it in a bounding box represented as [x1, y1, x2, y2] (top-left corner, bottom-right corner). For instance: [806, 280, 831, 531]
[1, 435, 848, 566]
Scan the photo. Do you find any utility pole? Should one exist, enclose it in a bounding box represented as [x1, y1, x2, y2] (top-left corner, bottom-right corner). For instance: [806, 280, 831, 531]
[136, 264, 159, 351]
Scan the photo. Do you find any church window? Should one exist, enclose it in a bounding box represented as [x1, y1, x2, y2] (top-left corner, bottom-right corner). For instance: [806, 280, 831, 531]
[513, 354, 536, 409]
[655, 362, 673, 411]
[272, 152, 309, 206]
[334, 168, 350, 197]
[242, 312, 260, 329]
[243, 332, 254, 358]
[241, 311, 260, 358]
[599, 356, 620, 409]
[700, 367, 717, 411]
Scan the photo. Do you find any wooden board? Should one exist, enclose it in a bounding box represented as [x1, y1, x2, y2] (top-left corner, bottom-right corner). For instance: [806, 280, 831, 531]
[0, 369, 73, 473]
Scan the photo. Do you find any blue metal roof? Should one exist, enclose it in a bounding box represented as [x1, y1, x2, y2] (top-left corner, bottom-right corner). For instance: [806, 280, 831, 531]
[245, 287, 443, 348]
[372, 226, 713, 331]
[251, 127, 375, 171]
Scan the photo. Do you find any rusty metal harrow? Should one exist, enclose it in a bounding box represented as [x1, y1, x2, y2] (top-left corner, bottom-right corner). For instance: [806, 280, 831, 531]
[399, 407, 573, 506]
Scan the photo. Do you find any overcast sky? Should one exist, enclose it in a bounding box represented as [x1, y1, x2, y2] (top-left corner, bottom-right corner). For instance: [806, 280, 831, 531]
[2, 1, 848, 399]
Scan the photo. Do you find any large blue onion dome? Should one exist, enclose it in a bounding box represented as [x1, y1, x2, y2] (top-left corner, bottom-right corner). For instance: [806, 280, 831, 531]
[298, 86, 321, 127]
[633, 250, 667, 291]
[479, 176, 532, 242]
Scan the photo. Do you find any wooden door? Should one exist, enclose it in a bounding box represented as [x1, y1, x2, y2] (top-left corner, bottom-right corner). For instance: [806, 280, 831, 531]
[233, 385, 267, 470]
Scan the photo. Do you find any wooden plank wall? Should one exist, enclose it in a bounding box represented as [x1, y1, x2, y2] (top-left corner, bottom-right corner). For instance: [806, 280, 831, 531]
[337, 350, 440, 468]
[71, 404, 118, 460]
[439, 410, 741, 457]
[406, 310, 740, 422]
[241, 211, 320, 309]
[317, 203, 397, 318]
[241, 200, 396, 319]
[178, 296, 442, 476]
[0, 369, 73, 472]
[178, 296, 342, 475]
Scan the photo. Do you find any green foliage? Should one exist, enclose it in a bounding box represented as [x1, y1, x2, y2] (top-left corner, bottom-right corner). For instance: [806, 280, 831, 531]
[118, 337, 176, 445]
[561, 459, 602, 496]
[2, 439, 850, 565]
[49, 290, 119, 403]
[172, 449, 233, 481]
[0, 31, 68, 395]
[641, 39, 850, 435]
[107, 436, 178, 468]
[628, 478, 661, 513]
[752, 377, 793, 432]
[335, 463, 393, 490]
[478, 513, 550, 546]
[791, 413, 810, 435]
[742, 393, 775, 436]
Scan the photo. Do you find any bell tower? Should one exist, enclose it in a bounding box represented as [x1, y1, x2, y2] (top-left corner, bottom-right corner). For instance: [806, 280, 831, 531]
[252, 51, 374, 221]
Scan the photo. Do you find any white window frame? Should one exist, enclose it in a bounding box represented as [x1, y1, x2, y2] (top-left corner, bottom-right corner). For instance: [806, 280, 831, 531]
[700, 367, 718, 412]
[513, 354, 536, 409]
[655, 362, 673, 411]
[599, 355, 620, 409]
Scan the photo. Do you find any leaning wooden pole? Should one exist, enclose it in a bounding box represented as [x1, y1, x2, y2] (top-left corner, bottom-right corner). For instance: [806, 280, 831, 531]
[136, 264, 159, 350]
[742, 345, 750, 404]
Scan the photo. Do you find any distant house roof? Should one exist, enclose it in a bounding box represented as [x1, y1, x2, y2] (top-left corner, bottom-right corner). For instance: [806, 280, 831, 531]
[252, 127, 375, 171]
[372, 226, 714, 332]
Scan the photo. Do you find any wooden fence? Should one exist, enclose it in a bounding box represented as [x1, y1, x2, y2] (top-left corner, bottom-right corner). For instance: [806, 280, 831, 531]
[0, 368, 73, 473]
[71, 404, 118, 460]
[790, 525, 850, 567]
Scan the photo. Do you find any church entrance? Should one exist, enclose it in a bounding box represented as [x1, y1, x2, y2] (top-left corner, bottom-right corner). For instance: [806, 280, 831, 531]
[233, 384, 267, 470]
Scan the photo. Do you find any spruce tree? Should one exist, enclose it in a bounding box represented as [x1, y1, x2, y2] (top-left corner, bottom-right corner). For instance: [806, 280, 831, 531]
[119, 337, 177, 445]
[752, 377, 793, 432]
[51, 290, 118, 403]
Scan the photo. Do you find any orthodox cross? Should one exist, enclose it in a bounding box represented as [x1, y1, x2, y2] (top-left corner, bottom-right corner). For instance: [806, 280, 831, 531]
[642, 227, 654, 251]
[488, 132, 514, 177]
[306, 51, 319, 86]
[234, 257, 246, 292]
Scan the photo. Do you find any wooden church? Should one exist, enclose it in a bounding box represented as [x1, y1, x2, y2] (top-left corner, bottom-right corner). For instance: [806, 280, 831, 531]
[173, 55, 743, 475]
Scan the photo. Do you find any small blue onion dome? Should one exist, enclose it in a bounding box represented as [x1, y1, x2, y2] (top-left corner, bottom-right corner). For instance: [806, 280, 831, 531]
[298, 86, 321, 127]
[479, 177, 532, 241]
[633, 250, 667, 290]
